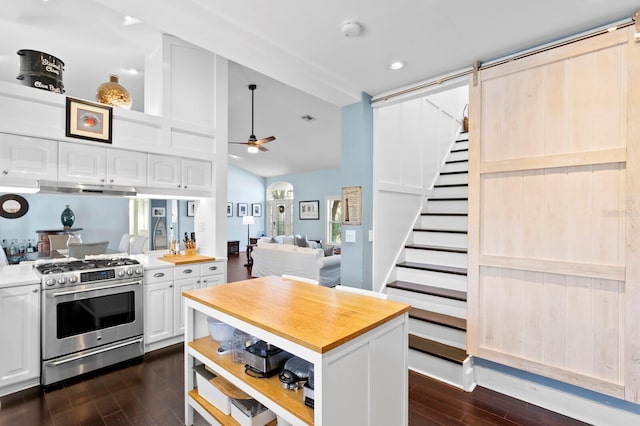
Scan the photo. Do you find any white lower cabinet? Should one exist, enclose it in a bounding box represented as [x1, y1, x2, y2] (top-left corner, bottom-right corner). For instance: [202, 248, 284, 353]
[144, 260, 226, 351]
[0, 283, 40, 397]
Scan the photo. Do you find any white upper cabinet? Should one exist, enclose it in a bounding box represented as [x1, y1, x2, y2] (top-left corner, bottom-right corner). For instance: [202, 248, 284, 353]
[0, 133, 57, 188]
[148, 154, 211, 194]
[106, 149, 148, 187]
[59, 142, 147, 187]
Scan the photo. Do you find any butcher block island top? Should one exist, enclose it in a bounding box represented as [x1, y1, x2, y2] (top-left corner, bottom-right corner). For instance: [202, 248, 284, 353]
[182, 275, 410, 353]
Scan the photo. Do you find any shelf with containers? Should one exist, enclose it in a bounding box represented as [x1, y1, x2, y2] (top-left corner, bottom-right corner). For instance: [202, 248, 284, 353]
[183, 276, 411, 426]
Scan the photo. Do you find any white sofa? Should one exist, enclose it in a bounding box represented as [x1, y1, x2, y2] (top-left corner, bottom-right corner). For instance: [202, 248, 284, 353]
[250, 242, 341, 286]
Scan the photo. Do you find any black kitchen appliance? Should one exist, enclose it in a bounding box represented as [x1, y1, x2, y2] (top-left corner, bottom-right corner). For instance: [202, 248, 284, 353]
[244, 340, 293, 378]
[279, 356, 312, 390]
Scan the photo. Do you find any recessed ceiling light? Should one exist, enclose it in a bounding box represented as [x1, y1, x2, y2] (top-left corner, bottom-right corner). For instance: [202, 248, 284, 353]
[125, 68, 139, 75]
[122, 15, 141, 26]
[388, 60, 406, 70]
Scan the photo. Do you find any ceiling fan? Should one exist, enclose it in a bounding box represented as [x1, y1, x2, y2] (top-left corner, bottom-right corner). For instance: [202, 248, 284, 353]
[230, 84, 275, 153]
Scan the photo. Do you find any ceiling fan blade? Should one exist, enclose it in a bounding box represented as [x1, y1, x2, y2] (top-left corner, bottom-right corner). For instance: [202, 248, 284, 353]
[229, 141, 250, 145]
[255, 136, 276, 144]
[258, 145, 269, 152]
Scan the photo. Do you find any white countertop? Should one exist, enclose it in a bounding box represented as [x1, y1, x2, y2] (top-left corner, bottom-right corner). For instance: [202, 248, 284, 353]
[0, 264, 40, 288]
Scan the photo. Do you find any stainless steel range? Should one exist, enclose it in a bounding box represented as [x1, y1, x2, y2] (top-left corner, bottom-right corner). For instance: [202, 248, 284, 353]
[35, 258, 144, 385]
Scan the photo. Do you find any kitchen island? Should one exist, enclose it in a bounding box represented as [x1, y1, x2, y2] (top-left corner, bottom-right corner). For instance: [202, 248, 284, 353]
[183, 276, 410, 425]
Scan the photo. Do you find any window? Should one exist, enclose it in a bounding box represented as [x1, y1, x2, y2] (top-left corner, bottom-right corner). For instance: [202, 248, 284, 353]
[326, 197, 342, 246]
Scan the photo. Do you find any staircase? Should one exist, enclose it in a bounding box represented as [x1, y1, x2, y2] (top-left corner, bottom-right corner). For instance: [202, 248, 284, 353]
[386, 133, 475, 391]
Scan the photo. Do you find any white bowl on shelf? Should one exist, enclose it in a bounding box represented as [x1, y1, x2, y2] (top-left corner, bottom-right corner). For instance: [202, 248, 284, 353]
[207, 317, 234, 342]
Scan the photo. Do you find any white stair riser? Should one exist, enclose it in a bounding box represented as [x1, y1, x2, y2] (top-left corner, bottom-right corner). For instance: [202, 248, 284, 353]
[447, 150, 468, 162]
[419, 215, 468, 231]
[387, 290, 467, 319]
[409, 318, 466, 350]
[432, 185, 468, 198]
[441, 161, 469, 173]
[413, 231, 467, 248]
[409, 350, 467, 389]
[395, 267, 468, 293]
[425, 199, 468, 213]
[405, 248, 467, 268]
[437, 173, 468, 185]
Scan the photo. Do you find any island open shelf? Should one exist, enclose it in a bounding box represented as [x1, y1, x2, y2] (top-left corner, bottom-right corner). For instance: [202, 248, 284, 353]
[183, 276, 410, 426]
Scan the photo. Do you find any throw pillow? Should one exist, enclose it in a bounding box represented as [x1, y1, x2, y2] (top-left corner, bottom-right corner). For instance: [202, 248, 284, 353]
[323, 245, 334, 257]
[294, 235, 309, 247]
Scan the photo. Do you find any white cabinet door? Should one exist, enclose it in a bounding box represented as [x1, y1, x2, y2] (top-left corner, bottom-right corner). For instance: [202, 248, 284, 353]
[58, 143, 106, 184]
[144, 281, 173, 344]
[200, 261, 226, 288]
[106, 149, 148, 187]
[147, 154, 181, 189]
[0, 133, 57, 187]
[173, 277, 199, 336]
[182, 158, 211, 192]
[0, 284, 40, 389]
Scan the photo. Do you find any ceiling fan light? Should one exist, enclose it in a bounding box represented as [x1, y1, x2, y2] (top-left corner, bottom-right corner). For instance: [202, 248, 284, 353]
[247, 146, 259, 154]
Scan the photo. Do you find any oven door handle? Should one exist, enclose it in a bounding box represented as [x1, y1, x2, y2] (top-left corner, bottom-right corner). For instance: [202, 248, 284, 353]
[47, 337, 144, 366]
[48, 280, 141, 297]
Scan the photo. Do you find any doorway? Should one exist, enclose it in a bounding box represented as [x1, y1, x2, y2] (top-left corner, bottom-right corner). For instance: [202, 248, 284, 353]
[267, 182, 293, 236]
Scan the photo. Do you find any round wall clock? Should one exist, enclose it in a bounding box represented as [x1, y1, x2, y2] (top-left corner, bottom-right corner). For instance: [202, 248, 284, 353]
[0, 194, 29, 219]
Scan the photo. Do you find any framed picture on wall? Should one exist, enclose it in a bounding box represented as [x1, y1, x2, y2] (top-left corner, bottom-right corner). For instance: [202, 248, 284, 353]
[238, 203, 248, 217]
[152, 207, 165, 217]
[187, 201, 196, 217]
[299, 200, 319, 220]
[65, 97, 113, 144]
[252, 203, 262, 217]
[227, 202, 233, 217]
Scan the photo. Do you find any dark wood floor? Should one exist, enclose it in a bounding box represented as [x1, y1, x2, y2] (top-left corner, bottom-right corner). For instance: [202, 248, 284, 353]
[0, 252, 589, 425]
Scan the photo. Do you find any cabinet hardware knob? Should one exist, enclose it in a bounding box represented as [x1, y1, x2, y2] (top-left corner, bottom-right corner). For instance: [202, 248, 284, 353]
[184, 185, 188, 188]
[169, 285, 173, 288]
[209, 266, 217, 271]
[184, 269, 193, 274]
[2, 170, 8, 175]
[32, 288, 38, 293]
[110, 179, 114, 183]
[101, 179, 105, 182]
[154, 272, 165, 278]
[177, 184, 181, 188]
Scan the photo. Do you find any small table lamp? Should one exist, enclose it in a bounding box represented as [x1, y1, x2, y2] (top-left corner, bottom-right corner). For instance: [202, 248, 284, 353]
[242, 215, 255, 267]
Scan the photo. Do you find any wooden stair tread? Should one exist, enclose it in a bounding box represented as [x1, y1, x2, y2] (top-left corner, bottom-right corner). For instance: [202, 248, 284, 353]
[387, 280, 467, 301]
[450, 147, 468, 153]
[429, 197, 468, 202]
[396, 261, 467, 276]
[439, 170, 468, 176]
[409, 307, 466, 331]
[445, 159, 469, 164]
[421, 212, 467, 217]
[413, 227, 467, 234]
[434, 183, 468, 188]
[404, 244, 467, 254]
[409, 334, 467, 364]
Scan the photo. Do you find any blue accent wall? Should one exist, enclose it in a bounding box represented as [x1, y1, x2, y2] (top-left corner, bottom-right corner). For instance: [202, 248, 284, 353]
[340, 92, 373, 289]
[265, 168, 341, 242]
[227, 165, 266, 251]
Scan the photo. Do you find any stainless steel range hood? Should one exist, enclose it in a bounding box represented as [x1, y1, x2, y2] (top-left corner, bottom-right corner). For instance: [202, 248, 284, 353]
[38, 180, 137, 197]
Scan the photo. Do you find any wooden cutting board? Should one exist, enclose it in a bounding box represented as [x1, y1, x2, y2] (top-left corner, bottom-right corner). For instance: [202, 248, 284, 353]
[158, 254, 216, 265]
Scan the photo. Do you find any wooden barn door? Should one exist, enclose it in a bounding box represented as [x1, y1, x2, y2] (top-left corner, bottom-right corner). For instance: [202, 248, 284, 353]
[467, 27, 640, 401]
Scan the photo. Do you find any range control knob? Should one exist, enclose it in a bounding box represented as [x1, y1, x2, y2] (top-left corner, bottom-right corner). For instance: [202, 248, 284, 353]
[126, 268, 133, 275]
[58, 277, 67, 285]
[46, 278, 56, 286]
[135, 267, 142, 275]
[118, 270, 125, 277]
[69, 276, 78, 283]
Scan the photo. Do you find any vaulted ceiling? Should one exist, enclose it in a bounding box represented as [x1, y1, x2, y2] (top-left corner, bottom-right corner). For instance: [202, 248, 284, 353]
[1, 0, 638, 176]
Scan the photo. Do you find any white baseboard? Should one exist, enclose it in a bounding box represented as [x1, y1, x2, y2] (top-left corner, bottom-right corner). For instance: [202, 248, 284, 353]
[475, 363, 640, 426]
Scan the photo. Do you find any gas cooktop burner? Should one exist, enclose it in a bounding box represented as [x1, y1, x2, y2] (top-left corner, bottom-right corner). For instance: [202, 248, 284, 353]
[35, 258, 140, 275]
